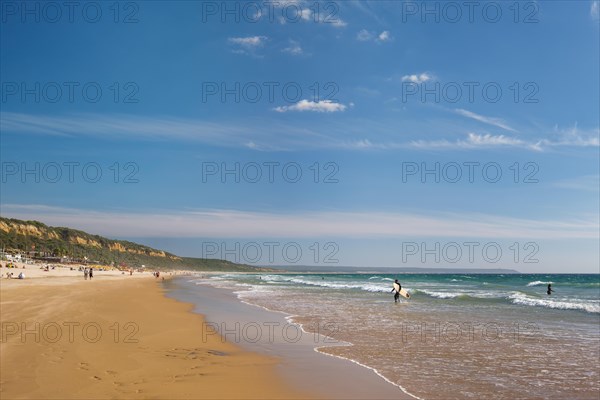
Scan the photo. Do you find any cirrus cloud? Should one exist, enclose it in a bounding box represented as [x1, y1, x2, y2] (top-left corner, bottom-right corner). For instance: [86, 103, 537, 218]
[2, 204, 597, 240]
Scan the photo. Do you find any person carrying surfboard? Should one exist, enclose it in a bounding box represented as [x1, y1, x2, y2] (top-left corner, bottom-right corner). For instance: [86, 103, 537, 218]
[391, 279, 402, 303]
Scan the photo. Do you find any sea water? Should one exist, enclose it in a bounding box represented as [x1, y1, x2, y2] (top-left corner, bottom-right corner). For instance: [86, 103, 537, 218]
[189, 273, 600, 399]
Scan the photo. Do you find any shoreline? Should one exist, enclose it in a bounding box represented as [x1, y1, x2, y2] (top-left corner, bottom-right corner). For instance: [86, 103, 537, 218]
[236, 298, 420, 399]
[0, 275, 310, 399]
[167, 277, 412, 399]
[195, 272, 600, 399]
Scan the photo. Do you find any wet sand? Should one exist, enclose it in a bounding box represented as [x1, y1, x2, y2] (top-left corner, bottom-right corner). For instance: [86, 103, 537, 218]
[168, 278, 413, 399]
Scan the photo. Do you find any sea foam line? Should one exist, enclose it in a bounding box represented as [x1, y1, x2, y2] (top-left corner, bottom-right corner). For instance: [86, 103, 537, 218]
[312, 345, 424, 400]
[197, 277, 423, 399]
[526, 280, 553, 287]
[283, 315, 424, 400]
[508, 292, 600, 314]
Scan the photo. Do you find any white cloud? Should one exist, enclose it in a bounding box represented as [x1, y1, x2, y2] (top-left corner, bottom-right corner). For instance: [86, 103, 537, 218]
[344, 134, 530, 151]
[356, 29, 373, 41]
[282, 40, 304, 55]
[272, 1, 346, 26]
[329, 18, 348, 27]
[2, 113, 597, 153]
[299, 8, 312, 21]
[228, 36, 266, 47]
[2, 204, 597, 240]
[357, 29, 392, 42]
[455, 109, 517, 132]
[591, 1, 599, 20]
[377, 30, 392, 42]
[540, 124, 600, 148]
[401, 73, 432, 84]
[273, 99, 347, 113]
[350, 139, 375, 148]
[410, 133, 538, 151]
[245, 141, 259, 150]
[228, 36, 267, 56]
[409, 127, 599, 152]
[464, 132, 527, 147]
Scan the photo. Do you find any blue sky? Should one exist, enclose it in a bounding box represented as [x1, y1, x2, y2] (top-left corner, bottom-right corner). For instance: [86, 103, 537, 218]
[1, 0, 599, 272]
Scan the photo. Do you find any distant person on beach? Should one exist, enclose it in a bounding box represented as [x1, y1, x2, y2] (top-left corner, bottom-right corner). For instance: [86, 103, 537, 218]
[84, 268, 89, 280]
[547, 284, 554, 295]
[89, 268, 94, 279]
[391, 279, 401, 303]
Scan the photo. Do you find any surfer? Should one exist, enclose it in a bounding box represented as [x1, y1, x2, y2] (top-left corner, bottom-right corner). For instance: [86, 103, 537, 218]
[391, 279, 401, 303]
[547, 284, 554, 295]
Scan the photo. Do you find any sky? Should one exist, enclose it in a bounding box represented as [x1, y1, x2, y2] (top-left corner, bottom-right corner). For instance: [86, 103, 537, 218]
[1, 0, 599, 272]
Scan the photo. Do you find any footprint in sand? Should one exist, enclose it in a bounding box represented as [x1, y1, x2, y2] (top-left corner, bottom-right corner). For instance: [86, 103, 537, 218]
[165, 347, 207, 360]
[171, 372, 207, 383]
[78, 362, 90, 371]
[92, 376, 102, 381]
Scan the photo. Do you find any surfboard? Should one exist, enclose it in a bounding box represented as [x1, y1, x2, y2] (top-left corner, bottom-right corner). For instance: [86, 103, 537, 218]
[393, 282, 410, 299]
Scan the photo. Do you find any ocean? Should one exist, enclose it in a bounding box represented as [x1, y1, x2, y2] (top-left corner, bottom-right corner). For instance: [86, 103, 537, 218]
[183, 273, 600, 399]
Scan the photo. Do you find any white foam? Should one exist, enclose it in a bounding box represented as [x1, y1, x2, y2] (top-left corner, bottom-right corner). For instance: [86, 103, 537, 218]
[210, 279, 424, 400]
[508, 292, 599, 313]
[526, 280, 553, 287]
[260, 275, 390, 293]
[417, 289, 462, 299]
[313, 347, 424, 400]
[281, 314, 423, 399]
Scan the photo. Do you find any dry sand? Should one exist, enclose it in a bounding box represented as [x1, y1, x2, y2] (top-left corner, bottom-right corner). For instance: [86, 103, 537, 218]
[0, 275, 311, 399]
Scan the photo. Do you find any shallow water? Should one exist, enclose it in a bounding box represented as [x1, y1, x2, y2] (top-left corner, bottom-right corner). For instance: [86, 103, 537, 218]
[191, 273, 600, 399]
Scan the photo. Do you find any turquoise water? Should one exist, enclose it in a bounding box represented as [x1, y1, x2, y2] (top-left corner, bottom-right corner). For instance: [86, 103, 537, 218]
[233, 273, 600, 314]
[195, 273, 600, 399]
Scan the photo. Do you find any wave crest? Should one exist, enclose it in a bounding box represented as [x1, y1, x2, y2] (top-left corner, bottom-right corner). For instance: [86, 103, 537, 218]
[526, 281, 553, 287]
[509, 293, 599, 313]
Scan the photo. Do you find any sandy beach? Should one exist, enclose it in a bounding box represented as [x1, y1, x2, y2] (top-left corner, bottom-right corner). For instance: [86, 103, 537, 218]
[0, 270, 310, 399]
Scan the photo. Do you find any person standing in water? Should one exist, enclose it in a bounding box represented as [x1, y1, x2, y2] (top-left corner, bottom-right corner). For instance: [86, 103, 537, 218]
[391, 279, 401, 303]
[547, 284, 554, 295]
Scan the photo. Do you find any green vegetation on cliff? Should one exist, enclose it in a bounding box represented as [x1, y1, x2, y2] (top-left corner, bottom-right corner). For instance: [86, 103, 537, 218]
[0, 217, 269, 272]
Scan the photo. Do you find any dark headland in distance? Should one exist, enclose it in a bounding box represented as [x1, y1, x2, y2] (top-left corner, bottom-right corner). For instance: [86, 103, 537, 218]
[262, 265, 521, 274]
